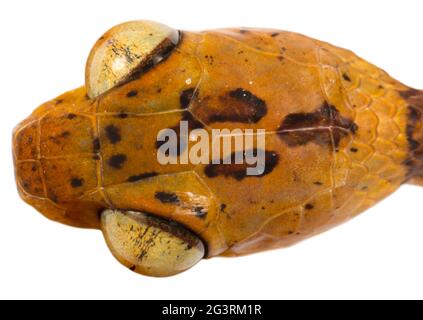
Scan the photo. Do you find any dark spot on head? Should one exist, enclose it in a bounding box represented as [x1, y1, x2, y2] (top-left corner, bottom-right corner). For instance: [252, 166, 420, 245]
[107, 154, 127, 169]
[155, 191, 180, 204]
[220, 204, 227, 212]
[126, 90, 138, 98]
[67, 113, 77, 120]
[105, 125, 121, 144]
[180, 88, 197, 109]
[61, 131, 70, 138]
[342, 73, 351, 82]
[205, 150, 279, 180]
[305, 203, 314, 210]
[193, 206, 207, 219]
[70, 178, 84, 188]
[93, 138, 100, 153]
[313, 181, 323, 186]
[206, 88, 267, 124]
[127, 172, 158, 182]
[350, 147, 358, 153]
[278, 101, 358, 148]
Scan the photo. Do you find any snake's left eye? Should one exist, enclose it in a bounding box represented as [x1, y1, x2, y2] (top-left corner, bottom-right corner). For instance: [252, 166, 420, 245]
[85, 20, 179, 99]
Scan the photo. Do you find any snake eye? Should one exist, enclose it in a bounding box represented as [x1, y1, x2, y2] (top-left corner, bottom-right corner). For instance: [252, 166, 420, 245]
[101, 209, 205, 277]
[85, 20, 179, 99]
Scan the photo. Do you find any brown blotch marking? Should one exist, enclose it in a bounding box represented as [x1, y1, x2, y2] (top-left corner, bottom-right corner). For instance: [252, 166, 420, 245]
[278, 102, 358, 147]
[400, 89, 423, 105]
[67, 113, 77, 120]
[180, 88, 197, 109]
[55, 99, 64, 105]
[220, 204, 227, 212]
[70, 178, 84, 188]
[156, 111, 204, 156]
[129, 265, 136, 271]
[126, 90, 138, 98]
[155, 191, 180, 205]
[313, 181, 323, 186]
[405, 106, 421, 151]
[305, 203, 314, 210]
[350, 147, 359, 153]
[342, 73, 352, 82]
[206, 88, 267, 124]
[116, 112, 128, 119]
[107, 154, 127, 169]
[239, 29, 249, 34]
[105, 125, 121, 144]
[400, 89, 423, 179]
[205, 150, 279, 180]
[270, 32, 279, 37]
[127, 172, 158, 182]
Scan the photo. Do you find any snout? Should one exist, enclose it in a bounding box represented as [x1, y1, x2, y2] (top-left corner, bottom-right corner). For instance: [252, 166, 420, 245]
[13, 87, 102, 229]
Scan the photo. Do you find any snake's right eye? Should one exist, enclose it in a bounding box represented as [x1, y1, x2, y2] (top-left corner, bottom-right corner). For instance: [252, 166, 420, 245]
[85, 20, 179, 99]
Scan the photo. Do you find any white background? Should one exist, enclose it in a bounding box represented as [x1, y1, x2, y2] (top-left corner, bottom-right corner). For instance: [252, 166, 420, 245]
[1, 0, 423, 300]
